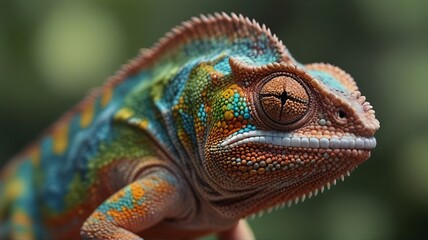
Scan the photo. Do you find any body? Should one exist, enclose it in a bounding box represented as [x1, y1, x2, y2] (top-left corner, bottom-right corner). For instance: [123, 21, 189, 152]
[0, 13, 379, 239]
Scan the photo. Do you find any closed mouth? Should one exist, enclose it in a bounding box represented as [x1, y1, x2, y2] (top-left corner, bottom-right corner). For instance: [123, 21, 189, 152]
[220, 130, 376, 150]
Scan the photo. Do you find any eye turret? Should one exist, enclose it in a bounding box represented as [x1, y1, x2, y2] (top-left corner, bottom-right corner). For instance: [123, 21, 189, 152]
[258, 75, 310, 127]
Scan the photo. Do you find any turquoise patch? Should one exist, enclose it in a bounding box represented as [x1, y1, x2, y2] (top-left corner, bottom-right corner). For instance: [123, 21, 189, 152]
[308, 70, 348, 93]
[213, 56, 231, 74]
[197, 103, 207, 126]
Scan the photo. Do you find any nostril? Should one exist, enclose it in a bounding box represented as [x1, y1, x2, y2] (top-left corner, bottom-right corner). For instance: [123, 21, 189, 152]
[338, 110, 347, 119]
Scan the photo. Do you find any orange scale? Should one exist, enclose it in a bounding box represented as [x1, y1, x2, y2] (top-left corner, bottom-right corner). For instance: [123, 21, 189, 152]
[92, 212, 106, 221]
[131, 184, 145, 200]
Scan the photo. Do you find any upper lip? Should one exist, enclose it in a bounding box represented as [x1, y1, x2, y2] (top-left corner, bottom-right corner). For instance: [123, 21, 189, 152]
[220, 130, 376, 150]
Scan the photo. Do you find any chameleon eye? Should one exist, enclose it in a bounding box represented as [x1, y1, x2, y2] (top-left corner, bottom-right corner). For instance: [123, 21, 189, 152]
[258, 75, 310, 126]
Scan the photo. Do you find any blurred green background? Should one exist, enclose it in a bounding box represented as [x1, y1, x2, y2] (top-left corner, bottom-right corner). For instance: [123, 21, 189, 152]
[1, 0, 427, 239]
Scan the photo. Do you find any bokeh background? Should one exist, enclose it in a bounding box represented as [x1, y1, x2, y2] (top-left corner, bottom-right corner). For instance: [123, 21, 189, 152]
[1, 0, 427, 239]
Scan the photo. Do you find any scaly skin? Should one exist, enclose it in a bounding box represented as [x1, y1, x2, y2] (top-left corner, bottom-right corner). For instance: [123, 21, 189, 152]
[0, 13, 379, 239]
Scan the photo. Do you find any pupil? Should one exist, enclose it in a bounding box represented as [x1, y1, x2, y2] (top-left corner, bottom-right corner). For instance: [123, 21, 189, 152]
[280, 91, 288, 105]
[338, 110, 346, 118]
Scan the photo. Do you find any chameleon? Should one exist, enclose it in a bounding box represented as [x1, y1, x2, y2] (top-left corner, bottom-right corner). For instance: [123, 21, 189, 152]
[0, 13, 379, 239]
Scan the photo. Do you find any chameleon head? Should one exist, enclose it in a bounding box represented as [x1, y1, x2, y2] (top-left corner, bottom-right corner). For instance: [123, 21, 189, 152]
[204, 57, 380, 217]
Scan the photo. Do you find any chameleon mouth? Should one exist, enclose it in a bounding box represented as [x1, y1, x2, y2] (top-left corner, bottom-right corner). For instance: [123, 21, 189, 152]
[220, 130, 376, 150]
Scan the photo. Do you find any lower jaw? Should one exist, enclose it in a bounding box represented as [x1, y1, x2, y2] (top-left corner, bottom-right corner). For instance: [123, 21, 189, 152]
[220, 142, 371, 178]
[242, 152, 369, 219]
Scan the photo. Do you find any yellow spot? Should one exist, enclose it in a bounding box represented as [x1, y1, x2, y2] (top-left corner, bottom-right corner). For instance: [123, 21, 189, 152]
[114, 108, 133, 121]
[52, 125, 68, 154]
[101, 87, 113, 107]
[80, 104, 94, 128]
[138, 119, 149, 129]
[224, 111, 234, 121]
[131, 183, 145, 200]
[6, 178, 23, 198]
[28, 147, 41, 166]
[222, 89, 234, 99]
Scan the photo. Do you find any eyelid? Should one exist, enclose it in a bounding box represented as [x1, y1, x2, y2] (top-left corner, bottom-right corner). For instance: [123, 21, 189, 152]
[334, 108, 348, 124]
